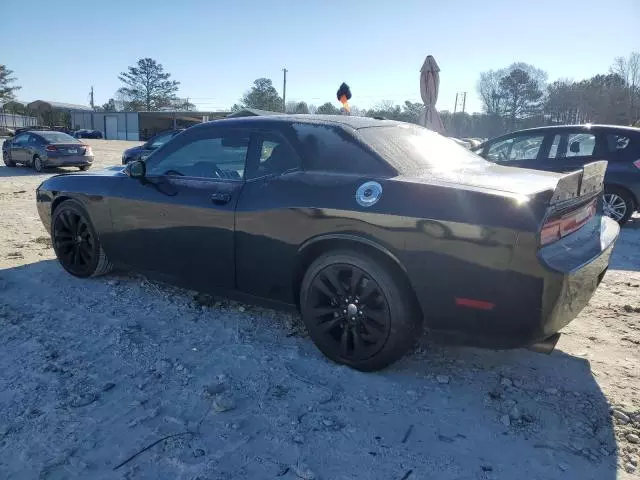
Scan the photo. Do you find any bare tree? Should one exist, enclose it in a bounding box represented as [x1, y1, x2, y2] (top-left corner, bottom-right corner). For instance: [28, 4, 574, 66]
[610, 52, 640, 123]
[476, 70, 506, 115]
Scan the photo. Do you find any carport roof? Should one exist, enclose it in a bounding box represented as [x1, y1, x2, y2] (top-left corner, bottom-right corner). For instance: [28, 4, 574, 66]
[27, 100, 93, 111]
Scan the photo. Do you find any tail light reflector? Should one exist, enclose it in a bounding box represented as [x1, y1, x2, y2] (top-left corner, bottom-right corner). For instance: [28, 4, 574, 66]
[540, 198, 597, 246]
[633, 159, 640, 170]
[45, 145, 57, 152]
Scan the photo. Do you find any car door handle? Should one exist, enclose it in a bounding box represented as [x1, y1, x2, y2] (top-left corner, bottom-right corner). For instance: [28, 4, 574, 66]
[211, 192, 231, 205]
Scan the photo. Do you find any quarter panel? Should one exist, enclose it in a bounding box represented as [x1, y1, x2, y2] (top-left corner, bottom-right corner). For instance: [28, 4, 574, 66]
[234, 171, 531, 329]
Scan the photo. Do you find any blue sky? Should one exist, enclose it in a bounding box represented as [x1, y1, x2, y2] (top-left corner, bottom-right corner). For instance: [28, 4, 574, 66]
[3, 0, 639, 113]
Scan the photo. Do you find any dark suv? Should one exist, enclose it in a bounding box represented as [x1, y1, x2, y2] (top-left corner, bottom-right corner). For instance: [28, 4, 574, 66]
[473, 124, 640, 224]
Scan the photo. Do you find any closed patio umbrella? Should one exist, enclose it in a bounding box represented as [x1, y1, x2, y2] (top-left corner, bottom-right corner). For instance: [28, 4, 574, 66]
[418, 55, 445, 133]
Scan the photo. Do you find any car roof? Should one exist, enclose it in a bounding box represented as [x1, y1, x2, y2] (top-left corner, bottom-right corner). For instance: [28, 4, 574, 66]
[508, 124, 640, 134]
[198, 114, 403, 131]
[476, 124, 640, 148]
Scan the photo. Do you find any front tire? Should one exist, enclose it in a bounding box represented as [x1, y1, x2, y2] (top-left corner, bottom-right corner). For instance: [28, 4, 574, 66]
[300, 250, 420, 372]
[33, 155, 44, 173]
[603, 187, 635, 225]
[3, 151, 16, 167]
[51, 200, 113, 278]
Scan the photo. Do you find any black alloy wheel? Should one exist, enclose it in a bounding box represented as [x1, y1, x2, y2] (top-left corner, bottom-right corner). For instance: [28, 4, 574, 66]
[301, 250, 419, 371]
[51, 200, 112, 278]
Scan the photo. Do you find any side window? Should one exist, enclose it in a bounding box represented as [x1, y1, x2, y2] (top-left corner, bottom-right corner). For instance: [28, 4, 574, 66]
[549, 133, 597, 159]
[292, 123, 390, 175]
[486, 135, 544, 162]
[145, 130, 249, 180]
[548, 135, 561, 158]
[27, 134, 39, 145]
[606, 134, 630, 153]
[249, 133, 299, 179]
[566, 133, 596, 157]
[149, 132, 174, 149]
[12, 134, 28, 145]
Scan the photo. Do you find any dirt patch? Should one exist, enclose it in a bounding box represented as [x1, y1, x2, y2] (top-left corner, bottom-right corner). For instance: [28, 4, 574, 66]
[0, 140, 639, 479]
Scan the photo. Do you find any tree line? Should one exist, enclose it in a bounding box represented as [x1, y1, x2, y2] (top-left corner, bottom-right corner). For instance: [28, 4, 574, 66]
[0, 58, 194, 114]
[2, 51, 638, 138]
[233, 52, 640, 139]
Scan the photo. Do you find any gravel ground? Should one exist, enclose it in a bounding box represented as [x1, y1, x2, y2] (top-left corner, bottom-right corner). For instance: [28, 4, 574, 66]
[1, 139, 639, 480]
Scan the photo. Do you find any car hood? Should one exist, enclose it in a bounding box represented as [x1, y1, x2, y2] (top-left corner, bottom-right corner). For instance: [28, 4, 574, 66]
[124, 145, 147, 155]
[399, 162, 563, 197]
[72, 165, 125, 177]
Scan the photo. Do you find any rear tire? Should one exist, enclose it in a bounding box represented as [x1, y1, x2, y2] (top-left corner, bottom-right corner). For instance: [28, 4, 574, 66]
[603, 186, 635, 225]
[3, 151, 16, 167]
[79, 165, 90, 171]
[300, 250, 420, 372]
[33, 155, 44, 173]
[51, 199, 113, 278]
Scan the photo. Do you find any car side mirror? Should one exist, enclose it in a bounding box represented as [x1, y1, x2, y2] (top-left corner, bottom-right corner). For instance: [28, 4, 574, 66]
[125, 160, 146, 179]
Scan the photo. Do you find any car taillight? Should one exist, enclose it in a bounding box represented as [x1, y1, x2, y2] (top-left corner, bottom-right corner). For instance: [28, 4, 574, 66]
[540, 198, 597, 246]
[633, 159, 640, 170]
[45, 145, 57, 152]
[82, 145, 93, 156]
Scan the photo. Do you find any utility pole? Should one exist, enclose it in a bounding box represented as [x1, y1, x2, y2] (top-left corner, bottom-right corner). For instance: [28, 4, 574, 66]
[282, 68, 288, 112]
[453, 92, 459, 116]
[89, 86, 95, 130]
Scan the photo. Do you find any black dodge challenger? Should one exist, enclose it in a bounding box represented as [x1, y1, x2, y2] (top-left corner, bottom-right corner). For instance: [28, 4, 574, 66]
[36, 115, 620, 371]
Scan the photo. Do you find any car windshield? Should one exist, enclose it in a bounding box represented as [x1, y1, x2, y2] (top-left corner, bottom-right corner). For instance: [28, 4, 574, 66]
[358, 124, 488, 174]
[37, 132, 80, 143]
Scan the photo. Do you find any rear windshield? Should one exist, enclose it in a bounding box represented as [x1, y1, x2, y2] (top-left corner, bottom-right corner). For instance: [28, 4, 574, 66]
[37, 132, 79, 143]
[358, 124, 488, 174]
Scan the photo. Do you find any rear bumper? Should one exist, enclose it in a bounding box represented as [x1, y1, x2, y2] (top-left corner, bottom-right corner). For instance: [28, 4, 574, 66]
[416, 215, 619, 350]
[532, 215, 619, 342]
[44, 155, 93, 167]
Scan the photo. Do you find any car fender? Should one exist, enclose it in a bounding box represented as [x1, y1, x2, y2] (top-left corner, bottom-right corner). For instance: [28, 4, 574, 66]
[297, 232, 407, 273]
[38, 174, 116, 239]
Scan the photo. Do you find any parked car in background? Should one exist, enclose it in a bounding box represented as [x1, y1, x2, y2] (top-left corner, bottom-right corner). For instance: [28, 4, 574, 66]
[461, 137, 485, 149]
[2, 130, 93, 172]
[74, 129, 103, 139]
[121, 129, 184, 164]
[449, 137, 472, 149]
[14, 125, 51, 136]
[36, 115, 618, 371]
[473, 124, 640, 224]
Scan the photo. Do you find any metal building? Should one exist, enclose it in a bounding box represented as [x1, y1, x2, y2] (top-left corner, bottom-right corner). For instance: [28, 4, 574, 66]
[70, 110, 230, 141]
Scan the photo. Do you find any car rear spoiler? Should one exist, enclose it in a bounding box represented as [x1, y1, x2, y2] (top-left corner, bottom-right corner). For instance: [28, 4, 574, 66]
[549, 160, 607, 206]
